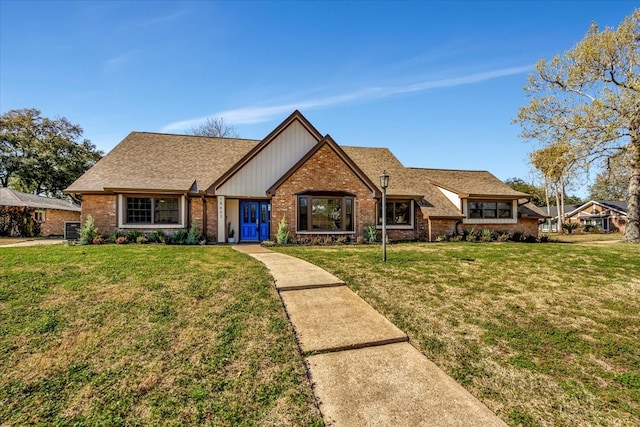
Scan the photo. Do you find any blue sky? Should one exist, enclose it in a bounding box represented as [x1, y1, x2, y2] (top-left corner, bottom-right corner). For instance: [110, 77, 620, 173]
[1, 1, 636, 194]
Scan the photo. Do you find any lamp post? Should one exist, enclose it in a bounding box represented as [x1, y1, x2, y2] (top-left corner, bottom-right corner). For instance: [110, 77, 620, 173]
[379, 170, 389, 262]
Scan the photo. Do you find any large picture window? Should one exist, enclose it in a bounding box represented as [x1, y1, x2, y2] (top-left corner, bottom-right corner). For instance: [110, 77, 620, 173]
[297, 194, 354, 232]
[468, 201, 512, 219]
[378, 200, 412, 226]
[125, 196, 180, 225]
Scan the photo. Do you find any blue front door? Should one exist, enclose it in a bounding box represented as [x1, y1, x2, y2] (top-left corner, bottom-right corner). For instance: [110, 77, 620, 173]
[240, 201, 270, 241]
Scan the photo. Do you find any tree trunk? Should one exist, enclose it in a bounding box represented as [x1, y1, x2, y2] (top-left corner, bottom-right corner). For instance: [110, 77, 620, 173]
[554, 182, 563, 234]
[544, 178, 551, 231]
[623, 127, 640, 243]
[560, 178, 566, 232]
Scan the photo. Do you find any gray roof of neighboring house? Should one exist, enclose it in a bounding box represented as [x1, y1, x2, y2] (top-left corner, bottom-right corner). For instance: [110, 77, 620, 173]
[0, 187, 81, 211]
[544, 200, 628, 218]
[65, 132, 259, 193]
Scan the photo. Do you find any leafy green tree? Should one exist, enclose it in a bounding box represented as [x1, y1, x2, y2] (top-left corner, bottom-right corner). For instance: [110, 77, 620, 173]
[515, 9, 640, 242]
[504, 177, 546, 207]
[0, 108, 103, 197]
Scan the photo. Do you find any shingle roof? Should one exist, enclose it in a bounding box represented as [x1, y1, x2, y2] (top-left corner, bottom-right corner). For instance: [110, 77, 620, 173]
[518, 202, 549, 219]
[65, 132, 258, 193]
[412, 168, 530, 198]
[342, 147, 463, 218]
[0, 187, 81, 211]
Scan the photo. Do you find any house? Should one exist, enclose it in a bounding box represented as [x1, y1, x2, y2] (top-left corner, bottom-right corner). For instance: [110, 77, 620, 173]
[0, 187, 81, 236]
[65, 111, 546, 242]
[541, 200, 628, 233]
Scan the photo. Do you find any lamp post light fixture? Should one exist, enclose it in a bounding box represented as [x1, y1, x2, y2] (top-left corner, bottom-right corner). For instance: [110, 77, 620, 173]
[379, 170, 390, 262]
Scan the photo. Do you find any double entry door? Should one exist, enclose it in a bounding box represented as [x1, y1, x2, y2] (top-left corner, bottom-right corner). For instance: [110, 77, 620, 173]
[239, 201, 270, 242]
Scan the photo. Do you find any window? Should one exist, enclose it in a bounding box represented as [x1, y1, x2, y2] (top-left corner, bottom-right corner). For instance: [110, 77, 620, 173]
[378, 200, 412, 226]
[468, 201, 512, 219]
[125, 196, 180, 225]
[34, 210, 45, 223]
[297, 194, 355, 232]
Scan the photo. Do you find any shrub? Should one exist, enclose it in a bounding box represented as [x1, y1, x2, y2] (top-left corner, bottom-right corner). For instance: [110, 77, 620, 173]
[480, 229, 493, 242]
[365, 224, 377, 243]
[511, 231, 524, 242]
[173, 229, 188, 245]
[107, 229, 125, 243]
[79, 215, 99, 245]
[148, 230, 166, 243]
[126, 230, 142, 243]
[321, 235, 334, 245]
[496, 231, 510, 242]
[261, 240, 276, 247]
[136, 235, 148, 244]
[0, 207, 40, 237]
[92, 235, 105, 245]
[116, 236, 127, 245]
[463, 227, 478, 242]
[356, 235, 366, 244]
[276, 216, 290, 244]
[336, 235, 348, 244]
[186, 223, 201, 245]
[562, 222, 580, 234]
[450, 235, 463, 242]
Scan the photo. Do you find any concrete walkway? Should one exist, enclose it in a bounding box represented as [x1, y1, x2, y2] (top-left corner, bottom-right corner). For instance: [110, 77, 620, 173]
[234, 245, 507, 426]
[0, 238, 65, 248]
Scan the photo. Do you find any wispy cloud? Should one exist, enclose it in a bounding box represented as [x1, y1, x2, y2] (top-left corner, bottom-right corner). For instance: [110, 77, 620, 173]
[133, 11, 186, 29]
[102, 54, 129, 72]
[161, 65, 531, 132]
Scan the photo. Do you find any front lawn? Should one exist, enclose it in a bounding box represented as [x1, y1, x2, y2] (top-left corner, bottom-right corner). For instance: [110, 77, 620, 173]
[0, 245, 322, 426]
[277, 242, 640, 426]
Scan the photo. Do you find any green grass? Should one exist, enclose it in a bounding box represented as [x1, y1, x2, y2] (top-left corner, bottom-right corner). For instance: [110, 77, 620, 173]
[276, 242, 640, 426]
[0, 245, 322, 426]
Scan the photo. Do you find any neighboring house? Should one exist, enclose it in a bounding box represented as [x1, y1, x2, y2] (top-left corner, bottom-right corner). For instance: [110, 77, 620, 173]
[541, 200, 628, 233]
[65, 111, 546, 242]
[0, 187, 81, 236]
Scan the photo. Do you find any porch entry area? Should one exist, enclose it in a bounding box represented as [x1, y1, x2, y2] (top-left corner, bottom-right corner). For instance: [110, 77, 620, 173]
[239, 201, 270, 242]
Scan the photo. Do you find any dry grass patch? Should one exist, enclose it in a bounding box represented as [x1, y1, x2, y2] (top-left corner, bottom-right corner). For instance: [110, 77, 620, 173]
[277, 242, 640, 426]
[0, 245, 322, 426]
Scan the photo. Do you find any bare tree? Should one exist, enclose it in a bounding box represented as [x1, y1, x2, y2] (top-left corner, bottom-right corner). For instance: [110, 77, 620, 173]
[515, 9, 640, 242]
[187, 117, 239, 138]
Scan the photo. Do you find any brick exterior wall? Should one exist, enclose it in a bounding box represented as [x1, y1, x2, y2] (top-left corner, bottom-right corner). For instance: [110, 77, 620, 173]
[188, 196, 219, 241]
[81, 195, 117, 235]
[424, 218, 460, 241]
[190, 197, 204, 234]
[40, 209, 80, 236]
[271, 144, 377, 240]
[81, 194, 220, 240]
[205, 196, 218, 241]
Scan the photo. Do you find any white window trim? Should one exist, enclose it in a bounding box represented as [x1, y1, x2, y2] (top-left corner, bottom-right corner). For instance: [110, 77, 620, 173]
[34, 210, 46, 223]
[462, 199, 517, 225]
[117, 194, 186, 229]
[376, 200, 415, 230]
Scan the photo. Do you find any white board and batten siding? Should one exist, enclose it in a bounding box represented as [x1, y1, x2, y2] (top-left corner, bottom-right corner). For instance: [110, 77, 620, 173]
[217, 120, 319, 197]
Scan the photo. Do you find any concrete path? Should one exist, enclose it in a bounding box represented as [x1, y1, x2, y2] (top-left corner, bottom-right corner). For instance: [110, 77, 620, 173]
[0, 238, 65, 248]
[234, 245, 507, 426]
